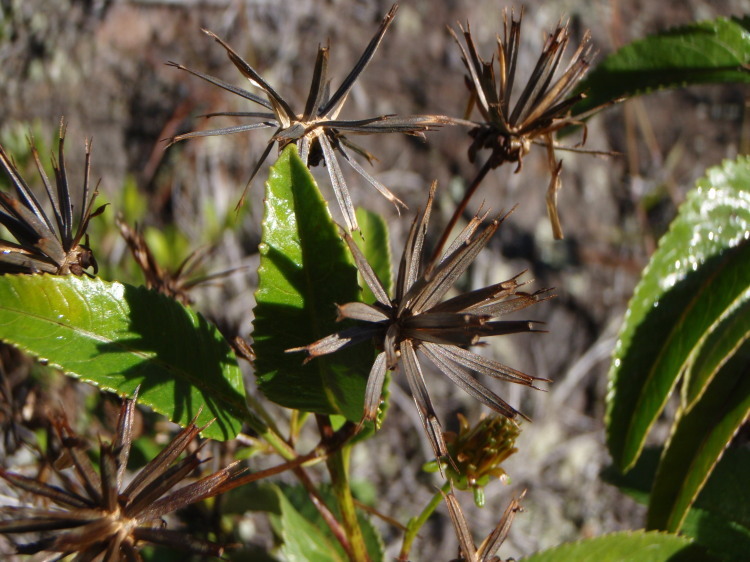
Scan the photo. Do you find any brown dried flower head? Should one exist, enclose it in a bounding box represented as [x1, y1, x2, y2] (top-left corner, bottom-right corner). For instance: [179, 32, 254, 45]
[290, 182, 550, 461]
[0, 122, 105, 275]
[0, 394, 242, 560]
[451, 9, 604, 239]
[168, 3, 451, 231]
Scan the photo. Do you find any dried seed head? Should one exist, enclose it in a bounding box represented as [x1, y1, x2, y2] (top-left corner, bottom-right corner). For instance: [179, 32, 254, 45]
[0, 121, 106, 275]
[0, 393, 243, 560]
[167, 4, 453, 231]
[452, 9, 613, 238]
[290, 181, 551, 463]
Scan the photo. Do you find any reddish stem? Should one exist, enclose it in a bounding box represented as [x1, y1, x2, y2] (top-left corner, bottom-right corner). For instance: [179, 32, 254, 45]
[431, 158, 494, 263]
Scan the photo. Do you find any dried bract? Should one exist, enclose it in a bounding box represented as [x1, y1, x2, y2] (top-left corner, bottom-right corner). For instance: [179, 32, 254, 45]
[0, 122, 105, 275]
[0, 395, 242, 560]
[444, 487, 525, 562]
[452, 9, 605, 238]
[0, 344, 37, 456]
[168, 4, 451, 231]
[290, 182, 550, 461]
[116, 216, 243, 306]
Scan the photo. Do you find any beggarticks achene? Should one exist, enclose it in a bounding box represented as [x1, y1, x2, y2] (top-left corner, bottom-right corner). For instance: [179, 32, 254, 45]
[169, 4, 451, 232]
[0, 394, 243, 560]
[0, 122, 105, 276]
[290, 182, 550, 462]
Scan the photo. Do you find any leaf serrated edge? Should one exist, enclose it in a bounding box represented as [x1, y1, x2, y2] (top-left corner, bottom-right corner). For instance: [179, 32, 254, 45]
[606, 157, 750, 470]
[0, 274, 247, 439]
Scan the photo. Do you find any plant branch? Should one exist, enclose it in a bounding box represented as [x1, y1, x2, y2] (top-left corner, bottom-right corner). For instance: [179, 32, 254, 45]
[230, 410, 363, 558]
[398, 481, 451, 561]
[293, 461, 356, 560]
[431, 158, 494, 263]
[318, 415, 370, 562]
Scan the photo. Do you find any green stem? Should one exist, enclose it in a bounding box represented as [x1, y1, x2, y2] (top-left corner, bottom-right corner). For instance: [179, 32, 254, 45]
[328, 443, 369, 562]
[238, 408, 364, 558]
[239, 409, 356, 557]
[242, 409, 296, 461]
[398, 481, 451, 561]
[294, 462, 355, 559]
[316, 415, 369, 562]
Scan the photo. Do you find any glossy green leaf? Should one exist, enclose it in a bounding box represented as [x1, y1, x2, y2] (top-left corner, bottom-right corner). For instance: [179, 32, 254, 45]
[522, 531, 710, 562]
[0, 274, 246, 440]
[684, 297, 750, 407]
[603, 447, 750, 560]
[354, 207, 393, 302]
[607, 157, 750, 471]
[576, 16, 750, 114]
[647, 339, 750, 532]
[253, 145, 372, 421]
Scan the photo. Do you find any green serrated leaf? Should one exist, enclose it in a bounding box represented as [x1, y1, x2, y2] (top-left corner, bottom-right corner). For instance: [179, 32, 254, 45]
[607, 157, 750, 471]
[0, 275, 246, 440]
[683, 296, 750, 408]
[647, 339, 750, 532]
[522, 530, 710, 562]
[603, 447, 750, 560]
[253, 145, 373, 421]
[575, 16, 750, 114]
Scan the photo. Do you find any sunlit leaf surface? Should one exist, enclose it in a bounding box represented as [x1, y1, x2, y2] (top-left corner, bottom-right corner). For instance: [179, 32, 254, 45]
[607, 157, 750, 470]
[0, 274, 246, 440]
[253, 145, 372, 421]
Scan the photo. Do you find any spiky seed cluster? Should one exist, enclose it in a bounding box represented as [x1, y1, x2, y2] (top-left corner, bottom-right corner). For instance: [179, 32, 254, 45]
[290, 182, 550, 461]
[168, 3, 451, 232]
[451, 9, 599, 239]
[0, 122, 105, 275]
[0, 395, 243, 560]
